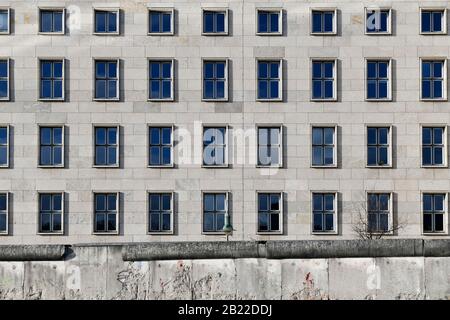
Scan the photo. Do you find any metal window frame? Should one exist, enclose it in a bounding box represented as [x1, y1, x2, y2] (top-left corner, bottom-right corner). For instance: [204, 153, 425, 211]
[147, 124, 175, 168]
[256, 125, 283, 168]
[38, 7, 65, 35]
[92, 124, 120, 168]
[147, 191, 174, 235]
[310, 124, 337, 168]
[92, 191, 120, 235]
[201, 191, 229, 235]
[201, 58, 229, 102]
[37, 191, 65, 235]
[0, 124, 9, 168]
[0, 192, 9, 235]
[256, 191, 283, 235]
[38, 58, 65, 101]
[93, 8, 120, 35]
[310, 58, 338, 101]
[365, 58, 392, 101]
[0, 7, 11, 35]
[310, 191, 339, 235]
[147, 8, 175, 35]
[202, 8, 229, 36]
[310, 8, 337, 35]
[201, 125, 229, 168]
[421, 191, 449, 235]
[420, 124, 448, 168]
[364, 7, 392, 35]
[420, 58, 447, 101]
[365, 124, 393, 168]
[37, 124, 65, 168]
[255, 8, 283, 36]
[256, 58, 283, 102]
[419, 8, 447, 35]
[366, 191, 394, 235]
[93, 58, 120, 101]
[0, 57, 10, 101]
[148, 58, 175, 101]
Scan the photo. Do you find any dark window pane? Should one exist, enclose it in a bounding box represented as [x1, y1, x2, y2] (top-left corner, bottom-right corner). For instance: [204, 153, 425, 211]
[53, 12, 63, 32]
[216, 63, 225, 78]
[368, 146, 377, 165]
[216, 213, 225, 231]
[433, 80, 442, 98]
[368, 194, 378, 211]
[313, 194, 322, 211]
[312, 62, 321, 78]
[324, 194, 334, 210]
[95, 146, 106, 165]
[435, 214, 444, 231]
[258, 213, 268, 231]
[204, 62, 214, 78]
[379, 128, 388, 144]
[313, 213, 322, 231]
[162, 147, 171, 164]
[258, 80, 268, 99]
[434, 195, 444, 211]
[108, 12, 117, 32]
[150, 146, 160, 165]
[312, 146, 323, 165]
[434, 128, 443, 144]
[422, 147, 432, 165]
[325, 214, 334, 231]
[0, 11, 8, 32]
[270, 213, 279, 231]
[378, 62, 388, 78]
[41, 11, 53, 32]
[0, 194, 6, 211]
[270, 80, 279, 99]
[162, 13, 171, 32]
[95, 80, 106, 99]
[367, 62, 376, 78]
[379, 214, 389, 231]
[95, 12, 106, 32]
[162, 63, 171, 78]
[423, 214, 432, 232]
[150, 12, 160, 32]
[324, 62, 333, 78]
[312, 128, 323, 145]
[53, 194, 62, 211]
[368, 213, 377, 232]
[379, 194, 389, 210]
[204, 212, 214, 231]
[204, 80, 214, 99]
[0, 128, 7, 144]
[0, 80, 7, 98]
[53, 146, 62, 165]
[258, 62, 268, 78]
[40, 146, 52, 165]
[259, 194, 268, 211]
[433, 62, 443, 78]
[96, 194, 106, 211]
[41, 195, 51, 211]
[312, 12, 322, 32]
[270, 194, 280, 211]
[324, 12, 334, 32]
[433, 12, 442, 32]
[422, 128, 432, 144]
[422, 62, 431, 78]
[162, 194, 171, 210]
[367, 80, 376, 99]
[258, 12, 268, 33]
[162, 213, 171, 231]
[367, 128, 377, 145]
[107, 194, 117, 211]
[107, 214, 116, 231]
[41, 213, 51, 231]
[324, 147, 334, 164]
[108, 80, 117, 98]
[41, 80, 52, 98]
[0, 147, 6, 165]
[108, 147, 117, 164]
[96, 62, 106, 78]
[40, 127, 52, 145]
[324, 80, 333, 98]
[96, 128, 106, 145]
[422, 12, 431, 32]
[270, 13, 279, 32]
[108, 128, 117, 145]
[204, 12, 213, 33]
[53, 214, 62, 231]
[0, 214, 6, 232]
[217, 12, 225, 32]
[150, 128, 160, 145]
[149, 194, 160, 211]
[150, 213, 160, 231]
[423, 194, 432, 211]
[434, 147, 443, 164]
[312, 80, 322, 98]
[422, 80, 431, 99]
[162, 128, 171, 144]
[96, 213, 105, 231]
[204, 194, 215, 211]
[378, 81, 388, 98]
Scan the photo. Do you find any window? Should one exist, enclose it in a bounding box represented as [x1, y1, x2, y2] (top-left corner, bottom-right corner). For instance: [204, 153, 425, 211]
[203, 126, 227, 166]
[40, 60, 64, 100]
[367, 127, 391, 167]
[312, 126, 336, 167]
[257, 126, 282, 167]
[94, 126, 119, 167]
[94, 60, 119, 100]
[256, 9, 282, 35]
[423, 193, 447, 234]
[312, 60, 336, 100]
[203, 9, 228, 35]
[258, 192, 282, 233]
[94, 9, 119, 34]
[312, 192, 337, 233]
[203, 192, 228, 233]
[365, 8, 391, 34]
[94, 193, 118, 234]
[421, 9, 446, 34]
[0, 126, 8, 167]
[0, 8, 10, 34]
[39, 126, 63, 167]
[366, 60, 391, 100]
[0, 193, 7, 234]
[421, 59, 446, 100]
[257, 60, 282, 101]
[148, 9, 173, 34]
[422, 126, 446, 167]
[149, 60, 173, 100]
[39, 193, 63, 234]
[149, 126, 173, 167]
[0, 59, 9, 100]
[367, 193, 392, 233]
[39, 9, 64, 34]
[311, 9, 336, 34]
[148, 192, 173, 233]
[203, 60, 228, 101]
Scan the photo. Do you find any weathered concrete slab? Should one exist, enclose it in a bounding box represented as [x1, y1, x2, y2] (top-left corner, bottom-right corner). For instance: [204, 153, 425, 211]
[23, 262, 65, 300]
[235, 259, 281, 299]
[147, 260, 193, 300]
[0, 262, 25, 299]
[0, 245, 66, 261]
[424, 258, 450, 300]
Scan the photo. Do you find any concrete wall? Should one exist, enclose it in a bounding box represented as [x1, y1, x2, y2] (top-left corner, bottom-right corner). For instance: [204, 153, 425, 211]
[1, 0, 450, 244]
[0, 245, 449, 299]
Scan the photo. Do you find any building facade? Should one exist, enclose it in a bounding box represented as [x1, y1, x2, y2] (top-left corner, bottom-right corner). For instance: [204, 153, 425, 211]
[0, 0, 449, 244]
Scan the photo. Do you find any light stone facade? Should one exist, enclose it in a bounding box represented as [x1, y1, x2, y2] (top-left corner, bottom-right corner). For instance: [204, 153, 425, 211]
[0, 0, 450, 244]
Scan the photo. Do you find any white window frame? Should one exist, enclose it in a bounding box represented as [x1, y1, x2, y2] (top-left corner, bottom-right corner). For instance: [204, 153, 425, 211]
[148, 58, 175, 101]
[310, 124, 338, 168]
[202, 58, 229, 102]
[365, 191, 394, 235]
[256, 58, 283, 102]
[364, 7, 392, 35]
[147, 124, 174, 168]
[93, 8, 120, 35]
[147, 191, 174, 235]
[202, 8, 229, 36]
[0, 192, 8, 235]
[256, 191, 283, 235]
[421, 191, 449, 235]
[420, 8, 447, 35]
[93, 58, 120, 101]
[92, 124, 120, 168]
[38, 7, 66, 35]
[38, 58, 65, 101]
[147, 7, 175, 36]
[420, 58, 447, 101]
[365, 124, 393, 168]
[0, 124, 9, 168]
[256, 125, 283, 168]
[311, 191, 338, 235]
[0, 57, 10, 101]
[37, 124, 65, 168]
[310, 8, 338, 35]
[365, 58, 392, 101]
[92, 191, 120, 235]
[201, 191, 229, 235]
[202, 125, 229, 168]
[310, 58, 338, 101]
[37, 191, 65, 235]
[255, 8, 283, 36]
[0, 7, 11, 35]
[420, 124, 448, 168]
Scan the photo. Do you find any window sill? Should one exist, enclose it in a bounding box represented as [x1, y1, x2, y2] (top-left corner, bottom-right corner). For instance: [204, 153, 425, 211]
[148, 98, 174, 102]
[37, 232, 64, 236]
[0, 232, 9, 236]
[0, 97, 10, 101]
[255, 32, 283, 36]
[311, 231, 338, 235]
[148, 164, 174, 168]
[256, 98, 283, 102]
[202, 164, 229, 168]
[93, 231, 119, 235]
[38, 98, 65, 102]
[257, 231, 283, 235]
[147, 231, 174, 235]
[420, 32, 447, 35]
[0, 32, 10, 35]
[92, 32, 120, 36]
[38, 32, 65, 36]
[92, 165, 120, 168]
[365, 32, 392, 36]
[311, 98, 337, 102]
[93, 98, 120, 102]
[202, 231, 228, 235]
[38, 165, 65, 169]
[310, 32, 337, 36]
[202, 32, 229, 36]
[421, 165, 448, 168]
[256, 165, 283, 168]
[147, 32, 174, 36]
[365, 98, 392, 102]
[420, 98, 448, 102]
[366, 165, 392, 168]
[0, 165, 10, 168]
[311, 164, 337, 168]
[202, 98, 229, 102]
[422, 231, 448, 236]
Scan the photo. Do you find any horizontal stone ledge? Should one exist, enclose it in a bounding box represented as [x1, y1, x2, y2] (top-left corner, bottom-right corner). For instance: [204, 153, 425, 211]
[122, 239, 450, 261]
[0, 245, 66, 261]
